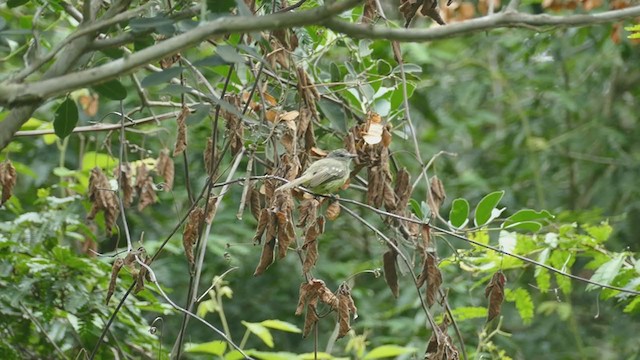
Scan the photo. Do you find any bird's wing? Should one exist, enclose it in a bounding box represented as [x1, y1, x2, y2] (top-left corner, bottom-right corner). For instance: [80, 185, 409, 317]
[307, 163, 348, 188]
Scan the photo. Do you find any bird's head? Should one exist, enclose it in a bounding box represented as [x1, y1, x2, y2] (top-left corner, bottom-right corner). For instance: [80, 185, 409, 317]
[326, 149, 357, 161]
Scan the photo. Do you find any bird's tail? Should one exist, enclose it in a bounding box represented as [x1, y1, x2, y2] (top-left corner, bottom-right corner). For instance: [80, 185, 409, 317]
[275, 174, 309, 192]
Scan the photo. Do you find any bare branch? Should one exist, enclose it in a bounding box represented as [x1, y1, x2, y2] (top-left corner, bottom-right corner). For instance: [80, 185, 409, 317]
[0, 0, 362, 106]
[325, 6, 640, 42]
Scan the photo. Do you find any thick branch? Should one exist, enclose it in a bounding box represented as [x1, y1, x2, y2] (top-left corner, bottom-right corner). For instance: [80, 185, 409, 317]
[0, 0, 361, 106]
[325, 6, 640, 42]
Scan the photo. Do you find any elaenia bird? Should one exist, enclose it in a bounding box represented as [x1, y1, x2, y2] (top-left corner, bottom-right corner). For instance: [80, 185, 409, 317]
[275, 149, 357, 194]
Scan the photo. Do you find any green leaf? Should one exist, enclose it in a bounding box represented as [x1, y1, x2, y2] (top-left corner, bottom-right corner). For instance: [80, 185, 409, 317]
[550, 250, 575, 295]
[505, 288, 534, 324]
[193, 55, 230, 67]
[7, 0, 29, 8]
[584, 222, 612, 244]
[505, 209, 554, 224]
[208, 0, 235, 13]
[449, 198, 469, 228]
[53, 98, 79, 139]
[474, 190, 505, 226]
[447, 306, 487, 322]
[586, 253, 625, 291]
[129, 16, 175, 34]
[242, 321, 274, 348]
[185, 340, 227, 355]
[409, 198, 423, 220]
[260, 319, 302, 333]
[141, 67, 184, 88]
[299, 352, 335, 359]
[93, 79, 127, 100]
[503, 221, 542, 232]
[624, 296, 640, 313]
[364, 345, 417, 359]
[81, 151, 118, 171]
[216, 45, 245, 63]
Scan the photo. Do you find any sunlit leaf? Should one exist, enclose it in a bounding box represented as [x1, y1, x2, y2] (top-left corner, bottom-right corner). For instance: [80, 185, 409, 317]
[474, 190, 505, 226]
[242, 321, 274, 348]
[185, 340, 227, 355]
[449, 198, 469, 228]
[586, 253, 625, 292]
[260, 319, 302, 333]
[363, 345, 417, 359]
[81, 151, 118, 171]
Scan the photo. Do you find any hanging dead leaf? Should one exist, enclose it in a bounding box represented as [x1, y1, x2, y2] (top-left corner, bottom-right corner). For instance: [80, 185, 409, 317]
[253, 208, 270, 244]
[205, 195, 218, 224]
[362, 112, 385, 145]
[87, 167, 119, 234]
[302, 303, 319, 338]
[419, 0, 446, 25]
[276, 210, 295, 259]
[425, 315, 460, 360]
[183, 207, 204, 268]
[428, 176, 446, 218]
[160, 53, 180, 69]
[204, 136, 219, 178]
[420, 225, 431, 250]
[249, 186, 262, 221]
[78, 93, 99, 117]
[0, 160, 17, 206]
[383, 181, 396, 211]
[297, 198, 320, 228]
[106, 258, 124, 305]
[156, 148, 174, 191]
[253, 238, 276, 276]
[383, 250, 399, 298]
[134, 163, 148, 192]
[173, 106, 189, 156]
[114, 163, 134, 208]
[425, 252, 442, 307]
[222, 95, 244, 156]
[485, 271, 506, 322]
[337, 283, 357, 338]
[362, 0, 377, 23]
[137, 176, 157, 211]
[394, 168, 411, 215]
[325, 199, 341, 220]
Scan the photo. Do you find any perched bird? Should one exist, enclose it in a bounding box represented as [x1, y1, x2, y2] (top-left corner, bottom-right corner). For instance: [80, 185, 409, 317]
[276, 149, 357, 193]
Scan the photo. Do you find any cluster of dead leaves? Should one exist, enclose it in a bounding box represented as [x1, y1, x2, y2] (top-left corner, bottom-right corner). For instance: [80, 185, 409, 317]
[106, 247, 151, 304]
[182, 197, 217, 269]
[88, 167, 120, 235]
[399, 0, 450, 27]
[295, 279, 357, 338]
[425, 315, 460, 360]
[253, 190, 296, 275]
[0, 159, 17, 206]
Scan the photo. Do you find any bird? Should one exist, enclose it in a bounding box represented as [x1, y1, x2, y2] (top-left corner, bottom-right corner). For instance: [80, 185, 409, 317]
[275, 149, 357, 193]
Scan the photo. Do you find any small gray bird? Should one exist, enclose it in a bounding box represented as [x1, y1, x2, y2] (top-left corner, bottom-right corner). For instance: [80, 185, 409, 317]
[276, 149, 357, 193]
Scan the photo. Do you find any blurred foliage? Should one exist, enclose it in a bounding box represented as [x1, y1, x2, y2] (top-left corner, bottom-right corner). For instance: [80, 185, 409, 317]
[1, 0, 640, 359]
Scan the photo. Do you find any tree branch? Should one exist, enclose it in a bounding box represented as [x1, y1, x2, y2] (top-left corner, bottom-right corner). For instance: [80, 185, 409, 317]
[0, 0, 361, 106]
[324, 6, 640, 42]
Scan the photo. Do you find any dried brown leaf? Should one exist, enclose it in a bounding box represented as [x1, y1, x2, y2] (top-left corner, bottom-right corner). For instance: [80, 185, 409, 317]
[114, 163, 134, 208]
[428, 176, 446, 218]
[420, 224, 431, 250]
[252, 208, 270, 244]
[88, 167, 119, 234]
[337, 283, 357, 338]
[249, 186, 262, 221]
[137, 176, 157, 212]
[106, 258, 124, 305]
[383, 181, 396, 211]
[381, 126, 392, 148]
[174, 106, 189, 156]
[156, 148, 174, 191]
[183, 207, 204, 268]
[383, 250, 399, 298]
[302, 304, 319, 338]
[425, 316, 460, 360]
[485, 271, 506, 322]
[302, 238, 317, 274]
[0, 160, 17, 205]
[394, 168, 411, 215]
[253, 238, 275, 276]
[297, 198, 319, 228]
[425, 252, 442, 307]
[276, 211, 295, 259]
[134, 163, 147, 191]
[223, 95, 244, 156]
[362, 0, 377, 23]
[325, 199, 341, 221]
[205, 195, 218, 224]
